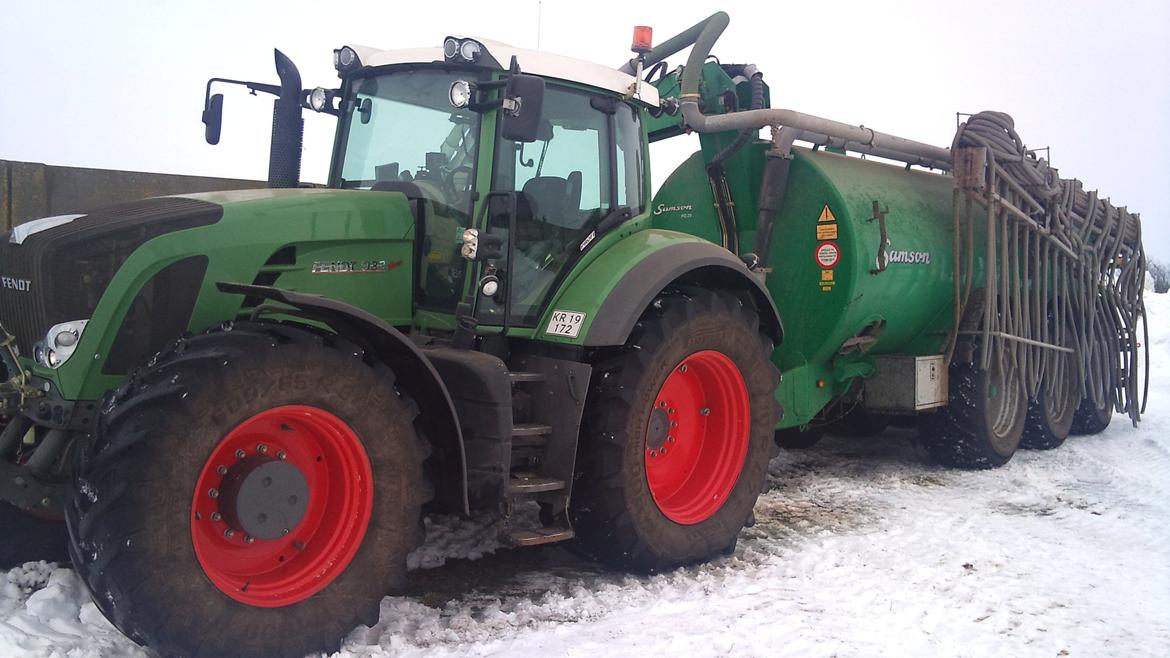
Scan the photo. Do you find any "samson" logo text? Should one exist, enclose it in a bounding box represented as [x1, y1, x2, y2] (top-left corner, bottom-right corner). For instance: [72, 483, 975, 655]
[653, 203, 694, 216]
[887, 250, 932, 265]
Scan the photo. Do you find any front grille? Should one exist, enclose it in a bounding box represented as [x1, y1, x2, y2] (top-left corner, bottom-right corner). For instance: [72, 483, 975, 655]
[0, 198, 223, 356]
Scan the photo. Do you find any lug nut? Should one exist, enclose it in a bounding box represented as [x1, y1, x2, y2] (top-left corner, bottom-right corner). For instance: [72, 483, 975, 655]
[276, 451, 287, 461]
[257, 444, 268, 454]
[649, 449, 658, 458]
[211, 512, 222, 521]
[224, 528, 235, 538]
[660, 447, 668, 455]
[216, 465, 228, 476]
[670, 421, 678, 428]
[235, 449, 247, 459]
[244, 535, 255, 545]
[282, 528, 290, 536]
[667, 436, 675, 443]
[668, 407, 676, 414]
[700, 407, 711, 416]
[679, 364, 688, 373]
[659, 401, 667, 408]
[208, 488, 219, 499]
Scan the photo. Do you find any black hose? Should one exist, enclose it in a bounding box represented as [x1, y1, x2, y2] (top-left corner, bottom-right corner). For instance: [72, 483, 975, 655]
[708, 72, 765, 168]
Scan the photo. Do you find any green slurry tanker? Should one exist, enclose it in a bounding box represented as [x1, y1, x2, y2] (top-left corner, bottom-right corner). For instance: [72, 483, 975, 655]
[0, 13, 1146, 657]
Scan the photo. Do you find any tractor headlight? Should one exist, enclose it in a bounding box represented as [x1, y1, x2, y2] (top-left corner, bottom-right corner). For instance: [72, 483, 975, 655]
[34, 320, 88, 369]
[449, 80, 473, 108]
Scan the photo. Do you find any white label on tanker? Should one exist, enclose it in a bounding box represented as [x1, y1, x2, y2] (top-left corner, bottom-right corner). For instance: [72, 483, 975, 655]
[546, 310, 586, 338]
[816, 242, 841, 268]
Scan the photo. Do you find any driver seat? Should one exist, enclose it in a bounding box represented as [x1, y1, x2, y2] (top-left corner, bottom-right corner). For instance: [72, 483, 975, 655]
[521, 171, 583, 229]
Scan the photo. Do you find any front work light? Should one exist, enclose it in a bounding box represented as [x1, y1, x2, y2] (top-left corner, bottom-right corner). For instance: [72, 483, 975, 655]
[309, 87, 330, 112]
[443, 37, 487, 64]
[333, 46, 360, 73]
[449, 80, 473, 108]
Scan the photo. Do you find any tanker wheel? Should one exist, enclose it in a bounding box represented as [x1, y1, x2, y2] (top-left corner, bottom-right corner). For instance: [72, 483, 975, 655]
[569, 288, 780, 572]
[65, 322, 431, 658]
[1070, 323, 1115, 435]
[773, 425, 825, 449]
[920, 352, 1026, 469]
[1022, 347, 1078, 450]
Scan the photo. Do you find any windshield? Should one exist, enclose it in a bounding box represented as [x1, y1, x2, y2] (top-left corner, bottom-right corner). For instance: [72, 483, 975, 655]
[335, 69, 483, 310]
[337, 69, 480, 216]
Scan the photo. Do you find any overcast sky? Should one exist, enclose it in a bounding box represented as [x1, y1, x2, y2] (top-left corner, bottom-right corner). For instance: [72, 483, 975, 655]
[2, 0, 1167, 256]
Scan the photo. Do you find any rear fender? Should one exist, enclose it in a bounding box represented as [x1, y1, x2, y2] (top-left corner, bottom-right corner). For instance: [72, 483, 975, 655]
[540, 231, 783, 347]
[216, 282, 469, 514]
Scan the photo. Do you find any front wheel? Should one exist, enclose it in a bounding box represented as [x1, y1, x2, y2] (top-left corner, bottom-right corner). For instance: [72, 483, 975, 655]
[66, 323, 431, 658]
[570, 289, 780, 572]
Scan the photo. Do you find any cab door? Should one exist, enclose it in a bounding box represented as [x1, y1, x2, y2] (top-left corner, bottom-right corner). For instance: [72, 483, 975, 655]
[476, 86, 644, 330]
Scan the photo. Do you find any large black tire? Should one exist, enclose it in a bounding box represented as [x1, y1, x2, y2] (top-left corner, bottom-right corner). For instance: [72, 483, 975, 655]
[0, 502, 69, 568]
[65, 323, 431, 658]
[1022, 350, 1078, 450]
[1069, 395, 1113, 435]
[920, 354, 1026, 469]
[570, 288, 780, 572]
[1070, 323, 1115, 435]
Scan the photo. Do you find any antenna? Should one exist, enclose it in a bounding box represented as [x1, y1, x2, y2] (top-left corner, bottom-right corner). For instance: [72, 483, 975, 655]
[537, 0, 543, 50]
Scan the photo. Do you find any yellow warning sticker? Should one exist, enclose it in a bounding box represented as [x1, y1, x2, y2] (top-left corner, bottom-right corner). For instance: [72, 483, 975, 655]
[816, 224, 838, 240]
[818, 205, 836, 222]
[820, 268, 836, 292]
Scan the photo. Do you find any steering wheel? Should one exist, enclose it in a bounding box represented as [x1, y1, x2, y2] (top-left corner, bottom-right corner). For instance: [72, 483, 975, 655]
[442, 164, 474, 198]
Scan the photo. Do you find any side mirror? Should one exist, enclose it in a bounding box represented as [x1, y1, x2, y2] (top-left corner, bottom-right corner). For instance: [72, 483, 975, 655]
[202, 93, 224, 145]
[500, 74, 545, 143]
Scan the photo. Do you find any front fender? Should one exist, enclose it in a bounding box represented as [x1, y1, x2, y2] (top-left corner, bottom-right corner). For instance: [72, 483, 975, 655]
[216, 282, 469, 514]
[539, 230, 782, 347]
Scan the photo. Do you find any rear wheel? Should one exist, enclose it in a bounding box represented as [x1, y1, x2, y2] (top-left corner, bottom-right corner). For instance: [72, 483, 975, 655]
[920, 352, 1026, 469]
[1022, 348, 1078, 450]
[66, 323, 430, 658]
[570, 289, 780, 571]
[1071, 321, 1115, 435]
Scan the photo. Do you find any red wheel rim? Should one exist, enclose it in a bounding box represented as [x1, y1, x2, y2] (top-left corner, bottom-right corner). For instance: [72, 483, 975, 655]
[190, 406, 373, 607]
[644, 350, 750, 525]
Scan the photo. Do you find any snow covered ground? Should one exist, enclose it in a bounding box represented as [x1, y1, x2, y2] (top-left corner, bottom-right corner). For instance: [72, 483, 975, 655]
[3, 294, 1168, 658]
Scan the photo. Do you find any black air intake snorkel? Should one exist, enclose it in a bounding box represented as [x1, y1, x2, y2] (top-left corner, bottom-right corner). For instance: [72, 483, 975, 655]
[268, 49, 303, 189]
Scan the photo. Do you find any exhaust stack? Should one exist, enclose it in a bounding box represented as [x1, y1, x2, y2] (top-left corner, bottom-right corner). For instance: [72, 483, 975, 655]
[268, 49, 303, 189]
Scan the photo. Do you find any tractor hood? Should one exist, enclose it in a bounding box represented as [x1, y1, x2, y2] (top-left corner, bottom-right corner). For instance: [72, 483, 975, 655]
[0, 188, 419, 366]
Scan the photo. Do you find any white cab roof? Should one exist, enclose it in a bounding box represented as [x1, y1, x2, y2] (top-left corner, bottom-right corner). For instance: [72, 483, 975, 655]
[349, 38, 660, 106]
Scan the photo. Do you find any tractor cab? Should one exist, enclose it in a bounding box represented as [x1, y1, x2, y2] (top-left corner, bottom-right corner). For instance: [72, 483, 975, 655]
[204, 37, 659, 334]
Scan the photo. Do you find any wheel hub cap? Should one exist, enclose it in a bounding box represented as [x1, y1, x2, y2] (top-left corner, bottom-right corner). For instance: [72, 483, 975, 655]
[219, 457, 309, 540]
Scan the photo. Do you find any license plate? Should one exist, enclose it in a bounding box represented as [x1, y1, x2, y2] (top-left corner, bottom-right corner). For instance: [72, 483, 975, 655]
[545, 310, 586, 338]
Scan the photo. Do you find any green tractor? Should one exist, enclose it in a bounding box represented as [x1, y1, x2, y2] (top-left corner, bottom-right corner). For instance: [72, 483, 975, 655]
[0, 12, 1144, 657]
